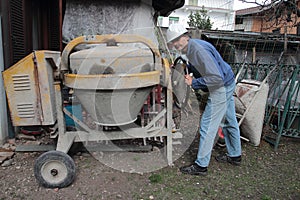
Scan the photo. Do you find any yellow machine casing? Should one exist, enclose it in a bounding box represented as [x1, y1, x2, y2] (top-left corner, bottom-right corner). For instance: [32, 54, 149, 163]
[2, 51, 60, 126]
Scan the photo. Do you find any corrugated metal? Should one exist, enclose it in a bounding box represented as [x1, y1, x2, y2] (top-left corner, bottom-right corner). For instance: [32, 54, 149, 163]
[47, 0, 61, 51]
[10, 0, 31, 64]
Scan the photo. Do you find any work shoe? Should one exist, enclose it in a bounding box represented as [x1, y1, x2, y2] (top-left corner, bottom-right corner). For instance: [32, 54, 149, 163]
[215, 154, 241, 166]
[180, 164, 208, 176]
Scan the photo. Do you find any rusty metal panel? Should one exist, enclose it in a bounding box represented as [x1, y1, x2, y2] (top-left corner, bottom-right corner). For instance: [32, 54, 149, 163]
[2, 50, 60, 126]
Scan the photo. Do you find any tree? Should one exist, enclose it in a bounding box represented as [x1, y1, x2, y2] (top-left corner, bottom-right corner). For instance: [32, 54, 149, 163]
[187, 6, 213, 30]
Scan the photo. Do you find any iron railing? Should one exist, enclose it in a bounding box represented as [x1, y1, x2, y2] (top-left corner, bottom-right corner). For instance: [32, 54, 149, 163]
[230, 63, 300, 149]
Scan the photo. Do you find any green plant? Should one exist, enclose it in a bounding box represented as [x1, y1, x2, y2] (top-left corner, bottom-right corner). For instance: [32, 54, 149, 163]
[188, 6, 213, 30]
[149, 173, 163, 183]
[262, 194, 272, 200]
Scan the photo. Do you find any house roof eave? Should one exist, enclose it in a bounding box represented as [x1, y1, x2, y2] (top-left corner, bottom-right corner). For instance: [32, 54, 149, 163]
[152, 0, 185, 16]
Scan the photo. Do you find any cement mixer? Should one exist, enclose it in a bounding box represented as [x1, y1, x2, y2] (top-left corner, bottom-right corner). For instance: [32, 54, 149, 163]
[2, 32, 181, 188]
[1, 0, 189, 189]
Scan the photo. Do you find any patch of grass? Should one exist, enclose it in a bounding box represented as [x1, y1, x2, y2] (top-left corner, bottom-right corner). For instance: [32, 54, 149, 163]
[132, 138, 300, 200]
[261, 195, 272, 200]
[149, 174, 163, 183]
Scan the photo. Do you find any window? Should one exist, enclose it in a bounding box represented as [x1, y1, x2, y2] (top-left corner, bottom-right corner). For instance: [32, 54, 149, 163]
[272, 28, 280, 34]
[169, 16, 179, 25]
[157, 16, 163, 26]
[235, 17, 243, 25]
[189, 0, 198, 6]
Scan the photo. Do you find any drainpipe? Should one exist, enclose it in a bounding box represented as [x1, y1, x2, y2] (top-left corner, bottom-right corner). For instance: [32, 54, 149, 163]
[284, 24, 287, 53]
[0, 16, 9, 144]
[283, 23, 288, 66]
[252, 47, 256, 63]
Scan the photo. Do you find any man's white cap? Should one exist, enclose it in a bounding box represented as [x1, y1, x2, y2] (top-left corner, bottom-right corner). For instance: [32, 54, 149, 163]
[166, 24, 188, 43]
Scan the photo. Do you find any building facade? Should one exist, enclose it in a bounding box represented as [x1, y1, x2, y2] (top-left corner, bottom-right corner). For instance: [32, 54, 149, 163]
[235, 0, 300, 35]
[158, 0, 235, 31]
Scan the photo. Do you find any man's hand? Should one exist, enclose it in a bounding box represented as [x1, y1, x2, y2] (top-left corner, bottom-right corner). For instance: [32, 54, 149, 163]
[184, 74, 193, 86]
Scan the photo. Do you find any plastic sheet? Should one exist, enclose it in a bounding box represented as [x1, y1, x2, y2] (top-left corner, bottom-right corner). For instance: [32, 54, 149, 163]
[62, 0, 158, 45]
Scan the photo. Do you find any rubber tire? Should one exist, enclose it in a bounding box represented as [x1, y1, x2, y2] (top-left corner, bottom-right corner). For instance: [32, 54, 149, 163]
[34, 150, 76, 188]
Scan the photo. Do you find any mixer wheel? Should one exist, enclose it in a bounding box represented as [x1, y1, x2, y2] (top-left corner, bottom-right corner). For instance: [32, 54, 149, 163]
[34, 150, 76, 188]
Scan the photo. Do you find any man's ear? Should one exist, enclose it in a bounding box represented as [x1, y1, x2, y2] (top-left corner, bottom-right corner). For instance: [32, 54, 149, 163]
[167, 43, 174, 49]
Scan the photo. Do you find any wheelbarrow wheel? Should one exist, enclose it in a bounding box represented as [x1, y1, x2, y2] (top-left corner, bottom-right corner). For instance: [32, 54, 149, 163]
[34, 150, 76, 188]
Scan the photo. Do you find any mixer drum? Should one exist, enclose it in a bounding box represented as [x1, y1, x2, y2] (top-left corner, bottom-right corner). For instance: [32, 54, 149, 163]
[74, 86, 154, 126]
[64, 44, 160, 126]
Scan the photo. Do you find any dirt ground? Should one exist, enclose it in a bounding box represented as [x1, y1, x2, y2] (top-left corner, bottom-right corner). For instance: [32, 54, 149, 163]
[0, 94, 299, 200]
[0, 135, 299, 200]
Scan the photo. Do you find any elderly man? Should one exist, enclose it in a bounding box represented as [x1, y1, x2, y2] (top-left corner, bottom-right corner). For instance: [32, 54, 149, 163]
[167, 24, 242, 175]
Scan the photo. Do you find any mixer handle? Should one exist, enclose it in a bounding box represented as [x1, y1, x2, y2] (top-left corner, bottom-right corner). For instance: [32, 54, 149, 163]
[60, 34, 161, 72]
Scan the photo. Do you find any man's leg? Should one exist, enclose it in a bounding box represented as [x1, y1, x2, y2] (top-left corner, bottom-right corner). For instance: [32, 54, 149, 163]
[195, 87, 227, 167]
[215, 82, 242, 165]
[180, 87, 227, 175]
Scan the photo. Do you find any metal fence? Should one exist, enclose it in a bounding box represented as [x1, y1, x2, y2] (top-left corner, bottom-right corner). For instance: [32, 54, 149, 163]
[231, 62, 300, 149]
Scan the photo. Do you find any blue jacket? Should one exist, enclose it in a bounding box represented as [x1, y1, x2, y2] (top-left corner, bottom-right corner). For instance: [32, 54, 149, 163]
[186, 39, 235, 91]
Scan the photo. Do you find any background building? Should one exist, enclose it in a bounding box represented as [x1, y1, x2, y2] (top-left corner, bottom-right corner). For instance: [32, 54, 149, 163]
[158, 0, 235, 31]
[235, 0, 300, 35]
